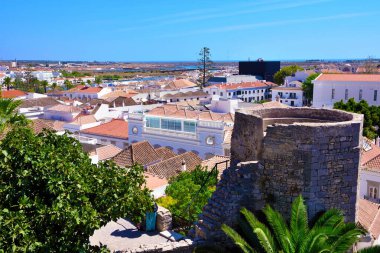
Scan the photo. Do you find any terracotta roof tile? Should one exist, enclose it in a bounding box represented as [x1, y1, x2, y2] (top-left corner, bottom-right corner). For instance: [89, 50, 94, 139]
[361, 138, 380, 172]
[317, 73, 380, 82]
[144, 172, 168, 190]
[165, 79, 197, 89]
[147, 152, 202, 179]
[95, 144, 122, 161]
[201, 155, 230, 178]
[155, 147, 177, 160]
[31, 119, 65, 133]
[0, 90, 27, 98]
[112, 141, 161, 167]
[81, 119, 128, 139]
[19, 97, 61, 108]
[357, 198, 380, 239]
[71, 114, 98, 125]
[47, 104, 81, 113]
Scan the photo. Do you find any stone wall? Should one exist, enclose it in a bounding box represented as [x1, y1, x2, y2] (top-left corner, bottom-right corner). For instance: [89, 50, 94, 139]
[195, 107, 363, 243]
[156, 206, 172, 232]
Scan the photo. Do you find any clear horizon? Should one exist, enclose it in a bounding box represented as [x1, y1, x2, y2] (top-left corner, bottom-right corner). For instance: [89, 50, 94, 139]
[1, 0, 380, 61]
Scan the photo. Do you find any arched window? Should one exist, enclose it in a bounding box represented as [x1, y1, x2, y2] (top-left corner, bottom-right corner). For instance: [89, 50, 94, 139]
[177, 148, 186, 154]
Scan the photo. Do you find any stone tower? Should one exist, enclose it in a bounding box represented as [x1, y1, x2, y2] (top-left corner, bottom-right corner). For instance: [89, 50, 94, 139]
[195, 107, 363, 243]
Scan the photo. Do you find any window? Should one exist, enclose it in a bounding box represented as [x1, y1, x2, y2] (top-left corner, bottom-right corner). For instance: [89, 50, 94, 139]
[359, 89, 363, 100]
[236, 91, 242, 95]
[369, 186, 378, 199]
[206, 91, 209, 94]
[228, 92, 231, 96]
[249, 91, 251, 94]
[345, 89, 348, 100]
[220, 92, 223, 96]
[161, 118, 181, 131]
[213, 92, 216, 95]
[146, 117, 160, 128]
[331, 89, 335, 99]
[184, 121, 196, 133]
[111, 140, 116, 145]
[374, 90, 378, 101]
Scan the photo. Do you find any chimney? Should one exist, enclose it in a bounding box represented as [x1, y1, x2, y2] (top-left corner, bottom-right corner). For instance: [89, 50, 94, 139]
[181, 159, 186, 171]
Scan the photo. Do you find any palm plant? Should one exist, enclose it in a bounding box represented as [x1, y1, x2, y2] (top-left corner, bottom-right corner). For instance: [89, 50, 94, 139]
[3, 77, 11, 90]
[222, 195, 365, 253]
[0, 98, 28, 132]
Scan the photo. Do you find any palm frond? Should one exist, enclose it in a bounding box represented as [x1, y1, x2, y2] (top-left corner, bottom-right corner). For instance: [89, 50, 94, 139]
[298, 227, 331, 253]
[263, 205, 294, 253]
[329, 227, 365, 253]
[313, 209, 344, 228]
[290, 195, 309, 249]
[221, 224, 257, 253]
[241, 207, 277, 253]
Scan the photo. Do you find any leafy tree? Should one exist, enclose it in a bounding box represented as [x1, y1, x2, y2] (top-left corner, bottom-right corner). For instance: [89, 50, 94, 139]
[222, 195, 364, 253]
[95, 76, 103, 85]
[302, 73, 319, 104]
[3, 77, 11, 91]
[197, 47, 213, 89]
[334, 98, 380, 139]
[87, 79, 92, 85]
[51, 82, 58, 91]
[64, 79, 74, 90]
[40, 80, 49, 93]
[273, 65, 304, 85]
[157, 166, 217, 222]
[0, 127, 153, 252]
[0, 98, 28, 132]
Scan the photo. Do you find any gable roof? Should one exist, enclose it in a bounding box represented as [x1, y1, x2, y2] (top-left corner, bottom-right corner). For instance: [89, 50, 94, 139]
[144, 172, 169, 190]
[357, 198, 380, 239]
[71, 114, 98, 125]
[95, 144, 122, 161]
[47, 104, 81, 113]
[155, 147, 177, 160]
[316, 73, 380, 82]
[0, 90, 27, 98]
[81, 119, 128, 139]
[165, 79, 197, 90]
[112, 141, 161, 168]
[361, 138, 380, 172]
[19, 97, 61, 108]
[31, 119, 65, 133]
[146, 152, 202, 179]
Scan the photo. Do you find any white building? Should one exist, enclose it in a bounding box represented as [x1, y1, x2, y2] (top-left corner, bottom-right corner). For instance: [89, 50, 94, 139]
[360, 139, 380, 204]
[203, 81, 273, 103]
[128, 104, 234, 159]
[43, 104, 81, 122]
[64, 86, 112, 100]
[312, 74, 380, 108]
[32, 71, 54, 82]
[271, 86, 303, 107]
[284, 70, 316, 85]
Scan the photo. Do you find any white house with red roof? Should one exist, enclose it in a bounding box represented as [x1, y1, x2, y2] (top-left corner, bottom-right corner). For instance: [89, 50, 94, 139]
[64, 86, 112, 100]
[312, 73, 380, 108]
[43, 104, 82, 122]
[360, 138, 380, 204]
[203, 81, 273, 103]
[128, 104, 234, 159]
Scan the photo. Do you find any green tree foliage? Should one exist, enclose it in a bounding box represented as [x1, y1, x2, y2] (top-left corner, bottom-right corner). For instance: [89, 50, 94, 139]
[302, 73, 319, 103]
[0, 127, 153, 252]
[273, 65, 304, 85]
[40, 80, 49, 93]
[64, 79, 74, 90]
[197, 47, 213, 89]
[222, 195, 364, 253]
[102, 75, 121, 80]
[0, 98, 28, 132]
[95, 76, 103, 85]
[3, 77, 11, 91]
[157, 166, 217, 222]
[61, 70, 91, 78]
[334, 98, 380, 139]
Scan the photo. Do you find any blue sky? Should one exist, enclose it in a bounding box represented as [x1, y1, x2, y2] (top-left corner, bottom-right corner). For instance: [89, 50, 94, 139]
[1, 0, 380, 61]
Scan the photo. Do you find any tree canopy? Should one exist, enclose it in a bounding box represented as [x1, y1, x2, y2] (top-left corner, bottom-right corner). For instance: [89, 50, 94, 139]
[302, 73, 319, 103]
[334, 98, 380, 139]
[157, 166, 217, 222]
[197, 47, 213, 89]
[273, 65, 304, 85]
[0, 127, 153, 252]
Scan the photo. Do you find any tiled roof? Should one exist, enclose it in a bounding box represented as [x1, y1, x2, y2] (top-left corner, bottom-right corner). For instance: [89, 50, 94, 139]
[77, 87, 103, 94]
[165, 79, 197, 89]
[207, 81, 273, 90]
[112, 141, 161, 168]
[251, 101, 289, 110]
[163, 90, 209, 99]
[100, 90, 137, 99]
[47, 104, 81, 113]
[361, 138, 380, 172]
[155, 147, 177, 160]
[357, 198, 380, 239]
[95, 144, 122, 161]
[316, 73, 380, 82]
[0, 90, 27, 98]
[147, 104, 234, 123]
[201, 155, 230, 178]
[144, 172, 168, 190]
[81, 119, 128, 139]
[71, 114, 98, 125]
[19, 97, 61, 108]
[272, 86, 303, 91]
[31, 119, 65, 133]
[147, 152, 202, 179]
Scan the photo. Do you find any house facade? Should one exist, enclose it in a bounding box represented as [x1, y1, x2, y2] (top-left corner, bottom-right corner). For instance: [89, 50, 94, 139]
[312, 74, 380, 108]
[271, 86, 303, 107]
[203, 82, 273, 103]
[127, 104, 234, 159]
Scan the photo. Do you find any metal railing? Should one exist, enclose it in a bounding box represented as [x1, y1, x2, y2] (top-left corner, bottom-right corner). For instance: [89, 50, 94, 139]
[364, 195, 380, 204]
[143, 127, 198, 140]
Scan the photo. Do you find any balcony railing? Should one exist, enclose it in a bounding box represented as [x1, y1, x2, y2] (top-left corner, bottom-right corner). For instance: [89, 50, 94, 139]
[128, 113, 144, 120]
[364, 195, 380, 204]
[143, 127, 198, 140]
[198, 121, 224, 129]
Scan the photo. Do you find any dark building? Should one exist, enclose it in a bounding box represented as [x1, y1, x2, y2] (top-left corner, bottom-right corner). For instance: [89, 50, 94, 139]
[239, 60, 280, 82]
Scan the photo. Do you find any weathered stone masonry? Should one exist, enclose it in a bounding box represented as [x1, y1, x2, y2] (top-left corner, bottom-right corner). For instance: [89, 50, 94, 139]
[195, 107, 363, 243]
